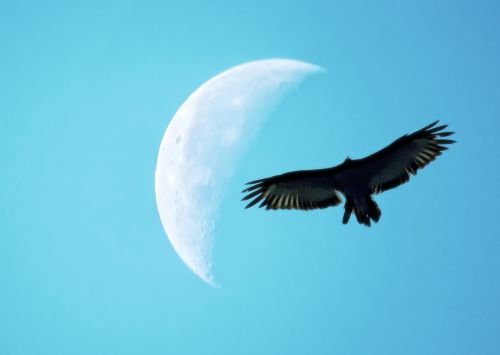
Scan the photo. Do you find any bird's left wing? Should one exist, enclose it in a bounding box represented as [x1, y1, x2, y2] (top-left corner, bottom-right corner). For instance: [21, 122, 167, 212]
[357, 121, 455, 194]
[242, 169, 342, 210]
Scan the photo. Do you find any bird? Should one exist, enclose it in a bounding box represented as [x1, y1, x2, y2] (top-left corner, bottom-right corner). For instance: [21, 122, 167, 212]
[241, 121, 455, 226]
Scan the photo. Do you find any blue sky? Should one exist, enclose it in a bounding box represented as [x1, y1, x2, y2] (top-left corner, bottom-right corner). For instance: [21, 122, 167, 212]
[1, 1, 499, 354]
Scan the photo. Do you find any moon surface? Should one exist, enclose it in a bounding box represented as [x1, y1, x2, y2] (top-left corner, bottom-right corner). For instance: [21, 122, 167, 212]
[155, 58, 323, 286]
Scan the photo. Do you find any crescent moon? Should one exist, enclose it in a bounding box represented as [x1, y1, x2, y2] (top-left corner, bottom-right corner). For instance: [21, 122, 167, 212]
[155, 58, 323, 286]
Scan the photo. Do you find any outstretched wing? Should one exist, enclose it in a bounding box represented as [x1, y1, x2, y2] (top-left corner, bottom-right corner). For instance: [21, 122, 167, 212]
[242, 169, 342, 210]
[356, 121, 455, 194]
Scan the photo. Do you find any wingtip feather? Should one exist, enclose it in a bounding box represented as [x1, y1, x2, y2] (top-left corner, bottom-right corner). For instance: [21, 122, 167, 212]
[246, 178, 265, 185]
[435, 131, 454, 137]
[421, 120, 439, 131]
[427, 124, 448, 133]
[435, 139, 456, 144]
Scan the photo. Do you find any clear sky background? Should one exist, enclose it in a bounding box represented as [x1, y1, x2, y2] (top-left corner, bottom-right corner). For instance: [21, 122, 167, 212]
[1, 1, 499, 354]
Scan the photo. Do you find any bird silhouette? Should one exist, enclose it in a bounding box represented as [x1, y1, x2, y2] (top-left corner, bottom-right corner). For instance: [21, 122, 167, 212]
[242, 121, 455, 226]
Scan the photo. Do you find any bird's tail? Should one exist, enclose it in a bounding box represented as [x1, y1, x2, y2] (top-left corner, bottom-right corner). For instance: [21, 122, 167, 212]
[343, 195, 381, 227]
[342, 200, 353, 225]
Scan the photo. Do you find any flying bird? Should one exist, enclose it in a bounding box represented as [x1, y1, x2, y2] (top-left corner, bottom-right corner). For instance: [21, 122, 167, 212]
[242, 121, 455, 226]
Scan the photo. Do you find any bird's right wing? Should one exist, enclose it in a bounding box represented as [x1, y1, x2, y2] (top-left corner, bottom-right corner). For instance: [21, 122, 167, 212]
[242, 169, 342, 210]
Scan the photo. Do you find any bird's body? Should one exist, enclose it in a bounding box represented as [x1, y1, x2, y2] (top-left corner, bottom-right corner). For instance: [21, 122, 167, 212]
[242, 121, 455, 226]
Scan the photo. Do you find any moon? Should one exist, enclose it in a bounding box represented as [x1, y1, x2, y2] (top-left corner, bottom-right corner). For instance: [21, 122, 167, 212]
[155, 58, 323, 286]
